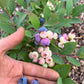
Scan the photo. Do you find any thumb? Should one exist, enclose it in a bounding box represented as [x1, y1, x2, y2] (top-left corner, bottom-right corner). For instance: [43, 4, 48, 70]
[0, 27, 25, 53]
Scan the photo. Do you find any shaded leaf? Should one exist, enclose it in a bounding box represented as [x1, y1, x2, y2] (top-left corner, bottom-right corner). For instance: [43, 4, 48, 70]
[52, 54, 65, 64]
[66, 56, 80, 67]
[53, 64, 71, 78]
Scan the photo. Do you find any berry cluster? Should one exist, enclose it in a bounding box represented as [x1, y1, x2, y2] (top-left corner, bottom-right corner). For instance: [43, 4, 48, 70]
[47, 1, 55, 11]
[29, 46, 55, 68]
[35, 27, 76, 48]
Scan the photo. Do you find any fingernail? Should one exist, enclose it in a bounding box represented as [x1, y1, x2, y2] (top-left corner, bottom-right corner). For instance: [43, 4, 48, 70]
[31, 79, 39, 84]
[18, 77, 28, 84]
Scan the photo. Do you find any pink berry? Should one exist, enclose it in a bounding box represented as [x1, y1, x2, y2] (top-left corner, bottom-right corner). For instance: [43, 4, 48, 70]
[47, 31, 54, 39]
[46, 57, 53, 64]
[40, 31, 47, 38]
[32, 59, 38, 63]
[49, 62, 55, 67]
[29, 52, 33, 59]
[63, 33, 68, 40]
[32, 51, 39, 59]
[38, 47, 44, 53]
[38, 57, 45, 65]
[68, 32, 75, 40]
[58, 42, 64, 49]
[60, 36, 67, 43]
[53, 33, 58, 40]
[44, 46, 49, 51]
[41, 51, 49, 58]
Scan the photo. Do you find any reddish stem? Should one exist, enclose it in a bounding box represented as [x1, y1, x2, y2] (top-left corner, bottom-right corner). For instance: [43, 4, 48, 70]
[4, 8, 16, 30]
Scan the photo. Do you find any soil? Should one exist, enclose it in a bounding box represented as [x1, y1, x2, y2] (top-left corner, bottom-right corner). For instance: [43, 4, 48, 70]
[0, 0, 84, 84]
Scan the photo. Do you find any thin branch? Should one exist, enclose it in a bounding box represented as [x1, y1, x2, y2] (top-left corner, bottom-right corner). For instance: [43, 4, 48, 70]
[4, 8, 16, 30]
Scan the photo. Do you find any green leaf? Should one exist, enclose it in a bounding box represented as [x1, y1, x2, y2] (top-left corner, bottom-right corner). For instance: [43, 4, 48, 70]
[53, 64, 71, 78]
[52, 54, 65, 64]
[66, 0, 73, 16]
[57, 8, 65, 18]
[59, 42, 77, 55]
[6, 0, 15, 15]
[54, 19, 70, 29]
[0, 14, 11, 23]
[44, 6, 51, 21]
[9, 53, 16, 59]
[0, 22, 15, 33]
[45, 14, 59, 26]
[28, 12, 40, 29]
[63, 78, 76, 84]
[74, 0, 79, 5]
[72, 4, 84, 17]
[0, 0, 9, 8]
[57, 76, 62, 84]
[25, 30, 32, 38]
[76, 46, 84, 59]
[70, 18, 82, 24]
[66, 56, 80, 67]
[16, 13, 27, 28]
[18, 50, 28, 60]
[16, 0, 27, 9]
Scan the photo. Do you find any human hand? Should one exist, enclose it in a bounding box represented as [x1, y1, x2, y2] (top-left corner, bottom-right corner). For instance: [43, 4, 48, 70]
[0, 27, 59, 84]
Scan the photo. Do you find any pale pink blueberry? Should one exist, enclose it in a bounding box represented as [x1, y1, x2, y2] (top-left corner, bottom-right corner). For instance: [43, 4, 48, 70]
[46, 57, 53, 64]
[29, 52, 33, 59]
[44, 46, 50, 51]
[41, 51, 49, 58]
[70, 40, 76, 42]
[38, 57, 45, 65]
[47, 50, 52, 57]
[32, 59, 38, 63]
[60, 36, 67, 43]
[32, 51, 39, 59]
[43, 63, 48, 68]
[40, 31, 47, 38]
[38, 47, 44, 53]
[53, 33, 58, 40]
[58, 42, 64, 49]
[68, 32, 75, 40]
[47, 31, 54, 39]
[47, 1, 52, 7]
[48, 62, 55, 67]
[63, 33, 68, 40]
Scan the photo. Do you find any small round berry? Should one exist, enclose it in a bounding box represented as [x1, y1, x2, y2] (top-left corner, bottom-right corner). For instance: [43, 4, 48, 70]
[38, 57, 45, 65]
[32, 51, 39, 59]
[59, 35, 62, 39]
[68, 32, 75, 40]
[40, 31, 47, 38]
[41, 51, 49, 58]
[49, 62, 55, 67]
[38, 47, 44, 53]
[58, 42, 64, 49]
[47, 50, 52, 57]
[53, 33, 58, 40]
[29, 52, 33, 59]
[32, 59, 38, 63]
[47, 1, 52, 7]
[40, 38, 50, 46]
[35, 33, 41, 42]
[43, 63, 48, 68]
[39, 27, 47, 33]
[60, 36, 67, 43]
[31, 79, 39, 84]
[44, 46, 50, 51]
[46, 57, 53, 64]
[40, 18, 45, 24]
[40, 13, 44, 18]
[47, 31, 54, 39]
[63, 33, 68, 40]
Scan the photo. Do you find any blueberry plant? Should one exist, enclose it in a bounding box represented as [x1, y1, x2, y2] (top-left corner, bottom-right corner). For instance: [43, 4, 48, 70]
[0, 0, 84, 84]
